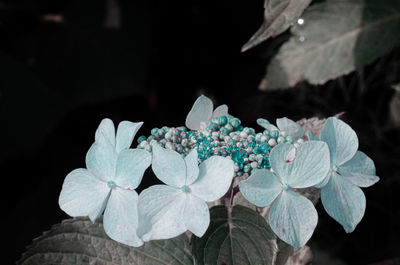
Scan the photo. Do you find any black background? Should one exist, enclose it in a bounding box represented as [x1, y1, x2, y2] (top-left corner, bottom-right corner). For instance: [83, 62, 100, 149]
[1, 0, 399, 264]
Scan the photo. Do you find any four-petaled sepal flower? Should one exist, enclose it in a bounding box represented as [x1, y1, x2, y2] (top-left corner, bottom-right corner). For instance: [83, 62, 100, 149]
[137, 143, 234, 241]
[59, 118, 151, 247]
[316, 117, 379, 232]
[239, 141, 330, 249]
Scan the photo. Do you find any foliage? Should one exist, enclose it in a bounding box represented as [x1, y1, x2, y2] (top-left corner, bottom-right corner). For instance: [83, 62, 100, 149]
[192, 205, 278, 265]
[241, 0, 311, 52]
[244, 0, 400, 90]
[18, 217, 193, 265]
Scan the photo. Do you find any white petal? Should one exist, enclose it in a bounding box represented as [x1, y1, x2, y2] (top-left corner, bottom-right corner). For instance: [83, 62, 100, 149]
[138, 185, 186, 241]
[103, 188, 143, 247]
[314, 170, 331, 188]
[183, 194, 210, 237]
[321, 172, 366, 233]
[184, 149, 199, 185]
[59, 169, 110, 222]
[338, 151, 379, 187]
[115, 121, 143, 153]
[257, 118, 278, 131]
[212, 104, 229, 118]
[269, 142, 330, 188]
[185, 95, 213, 130]
[115, 149, 152, 189]
[95, 118, 116, 147]
[85, 141, 118, 182]
[151, 143, 186, 188]
[269, 143, 293, 183]
[320, 117, 358, 166]
[190, 156, 234, 202]
[276, 117, 304, 140]
[238, 169, 282, 207]
[269, 191, 318, 250]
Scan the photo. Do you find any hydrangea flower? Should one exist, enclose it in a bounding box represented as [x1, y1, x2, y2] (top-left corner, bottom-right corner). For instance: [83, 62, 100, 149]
[316, 117, 380, 232]
[257, 117, 305, 142]
[137, 143, 234, 241]
[185, 95, 230, 131]
[59, 118, 151, 247]
[239, 141, 330, 249]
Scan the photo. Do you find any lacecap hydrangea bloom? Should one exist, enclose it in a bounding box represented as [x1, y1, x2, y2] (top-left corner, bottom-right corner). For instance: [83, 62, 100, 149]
[58, 95, 378, 251]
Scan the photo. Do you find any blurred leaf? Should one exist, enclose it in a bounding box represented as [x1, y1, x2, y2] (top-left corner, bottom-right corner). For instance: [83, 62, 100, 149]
[260, 0, 400, 90]
[390, 88, 400, 126]
[241, 0, 312, 52]
[18, 217, 193, 265]
[192, 205, 278, 265]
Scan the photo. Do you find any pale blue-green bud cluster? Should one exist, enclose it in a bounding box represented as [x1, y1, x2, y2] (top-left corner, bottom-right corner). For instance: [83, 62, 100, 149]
[137, 115, 300, 177]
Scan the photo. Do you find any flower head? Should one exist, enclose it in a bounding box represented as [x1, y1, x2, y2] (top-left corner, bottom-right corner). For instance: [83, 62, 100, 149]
[239, 141, 330, 249]
[317, 117, 379, 232]
[137, 143, 234, 241]
[59, 118, 151, 247]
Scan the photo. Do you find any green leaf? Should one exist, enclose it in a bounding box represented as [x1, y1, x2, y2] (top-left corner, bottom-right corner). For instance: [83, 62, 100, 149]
[18, 217, 193, 265]
[275, 239, 294, 265]
[241, 0, 312, 52]
[192, 205, 278, 265]
[260, 0, 400, 90]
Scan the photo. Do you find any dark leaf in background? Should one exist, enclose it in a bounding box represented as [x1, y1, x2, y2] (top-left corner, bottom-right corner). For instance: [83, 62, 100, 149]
[390, 83, 400, 126]
[241, 0, 312, 52]
[260, 0, 400, 90]
[18, 217, 194, 265]
[192, 205, 278, 265]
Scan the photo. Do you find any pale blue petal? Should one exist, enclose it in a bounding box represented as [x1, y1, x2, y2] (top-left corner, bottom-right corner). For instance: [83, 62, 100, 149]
[269, 191, 318, 250]
[320, 117, 358, 166]
[183, 194, 210, 237]
[338, 151, 379, 187]
[88, 192, 111, 222]
[257, 118, 278, 131]
[115, 149, 152, 189]
[270, 142, 330, 188]
[103, 188, 143, 247]
[190, 156, 234, 202]
[286, 141, 330, 188]
[307, 131, 319, 141]
[115, 121, 143, 153]
[269, 143, 294, 183]
[59, 168, 110, 222]
[95, 118, 116, 147]
[238, 169, 282, 207]
[276, 117, 304, 140]
[138, 185, 186, 241]
[86, 141, 118, 182]
[212, 104, 229, 118]
[185, 95, 213, 131]
[321, 172, 366, 233]
[313, 170, 331, 188]
[184, 149, 199, 185]
[151, 143, 186, 188]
